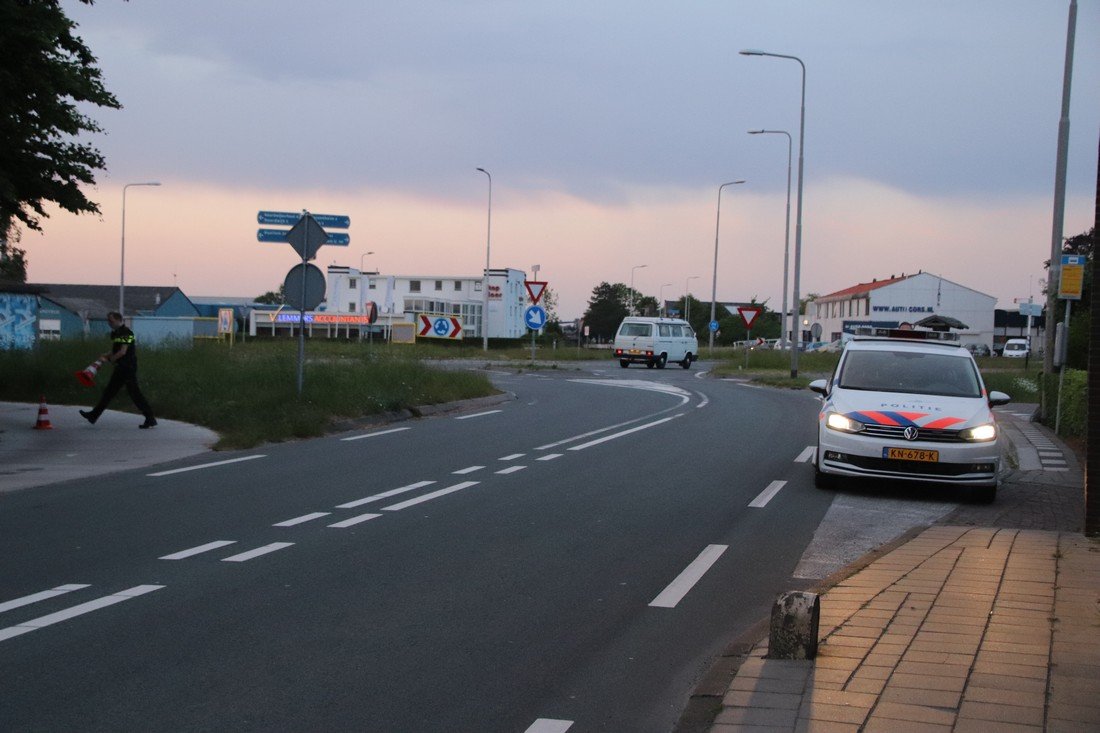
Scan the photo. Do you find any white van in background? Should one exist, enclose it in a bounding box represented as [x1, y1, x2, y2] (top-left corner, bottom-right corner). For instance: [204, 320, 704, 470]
[613, 317, 698, 369]
[1002, 338, 1030, 358]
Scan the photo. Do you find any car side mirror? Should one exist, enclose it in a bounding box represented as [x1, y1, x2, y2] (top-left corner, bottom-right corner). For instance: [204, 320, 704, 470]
[988, 391, 1011, 407]
[809, 379, 829, 397]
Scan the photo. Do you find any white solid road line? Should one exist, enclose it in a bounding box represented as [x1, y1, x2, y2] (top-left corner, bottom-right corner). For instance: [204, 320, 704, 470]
[335, 481, 436, 509]
[0, 585, 164, 643]
[496, 465, 527, 475]
[0, 584, 91, 614]
[159, 540, 237, 560]
[568, 415, 682, 451]
[221, 542, 295, 563]
[525, 719, 574, 733]
[148, 455, 266, 477]
[328, 512, 382, 528]
[273, 512, 331, 527]
[749, 480, 788, 508]
[695, 391, 709, 408]
[455, 410, 502, 420]
[381, 481, 479, 511]
[649, 544, 728, 609]
[340, 427, 411, 442]
[453, 465, 485, 475]
[794, 446, 816, 463]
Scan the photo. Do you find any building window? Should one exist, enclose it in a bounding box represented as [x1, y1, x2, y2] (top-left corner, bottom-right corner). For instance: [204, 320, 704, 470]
[410, 280, 421, 293]
[474, 281, 483, 292]
[454, 280, 462, 291]
[435, 280, 443, 291]
[368, 279, 376, 290]
[349, 278, 357, 290]
[348, 302, 356, 312]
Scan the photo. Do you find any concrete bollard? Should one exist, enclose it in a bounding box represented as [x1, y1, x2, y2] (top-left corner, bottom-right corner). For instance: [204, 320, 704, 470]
[768, 591, 821, 659]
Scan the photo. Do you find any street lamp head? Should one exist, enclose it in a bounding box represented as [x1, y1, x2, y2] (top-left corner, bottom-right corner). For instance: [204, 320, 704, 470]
[748, 130, 766, 135]
[476, 167, 489, 174]
[740, 49, 766, 56]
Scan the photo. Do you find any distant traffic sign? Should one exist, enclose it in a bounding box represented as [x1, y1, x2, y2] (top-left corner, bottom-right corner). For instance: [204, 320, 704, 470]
[257, 229, 350, 246]
[524, 281, 548, 304]
[258, 211, 351, 229]
[417, 314, 463, 339]
[1018, 302, 1042, 317]
[286, 214, 330, 261]
[283, 263, 326, 311]
[1059, 254, 1085, 300]
[737, 306, 762, 330]
[709, 320, 719, 333]
[524, 305, 547, 330]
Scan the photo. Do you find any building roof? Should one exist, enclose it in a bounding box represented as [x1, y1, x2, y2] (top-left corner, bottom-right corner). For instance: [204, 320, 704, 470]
[817, 274, 912, 302]
[0, 279, 46, 294]
[33, 284, 195, 317]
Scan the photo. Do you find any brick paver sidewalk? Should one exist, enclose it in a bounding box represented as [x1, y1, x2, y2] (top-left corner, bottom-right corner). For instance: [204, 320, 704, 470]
[711, 526, 1100, 731]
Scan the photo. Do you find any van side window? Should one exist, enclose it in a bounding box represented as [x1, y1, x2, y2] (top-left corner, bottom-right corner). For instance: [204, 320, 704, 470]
[620, 323, 651, 337]
[683, 325, 695, 337]
[658, 324, 671, 337]
[669, 325, 682, 337]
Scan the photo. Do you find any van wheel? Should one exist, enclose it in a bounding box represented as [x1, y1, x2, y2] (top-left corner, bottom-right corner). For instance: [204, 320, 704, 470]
[681, 353, 693, 369]
[619, 360, 630, 368]
[655, 354, 667, 369]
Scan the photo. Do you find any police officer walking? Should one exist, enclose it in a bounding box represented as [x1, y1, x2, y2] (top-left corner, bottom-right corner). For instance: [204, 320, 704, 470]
[80, 311, 157, 429]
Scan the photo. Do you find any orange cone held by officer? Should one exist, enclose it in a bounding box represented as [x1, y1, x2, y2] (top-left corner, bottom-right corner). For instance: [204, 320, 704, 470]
[75, 358, 105, 387]
[33, 396, 53, 430]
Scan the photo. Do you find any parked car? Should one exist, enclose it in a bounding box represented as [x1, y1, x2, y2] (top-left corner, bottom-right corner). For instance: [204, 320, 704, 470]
[809, 327, 1010, 503]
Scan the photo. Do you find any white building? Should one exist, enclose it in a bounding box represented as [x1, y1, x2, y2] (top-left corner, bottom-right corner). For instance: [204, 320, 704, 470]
[805, 272, 996, 348]
[250, 265, 529, 340]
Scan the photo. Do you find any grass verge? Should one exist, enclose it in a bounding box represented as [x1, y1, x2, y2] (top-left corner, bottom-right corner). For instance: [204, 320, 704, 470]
[1, 340, 497, 449]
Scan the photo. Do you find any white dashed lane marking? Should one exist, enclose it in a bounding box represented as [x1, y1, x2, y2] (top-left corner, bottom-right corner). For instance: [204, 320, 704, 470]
[340, 427, 411, 442]
[159, 540, 237, 560]
[650, 544, 728, 609]
[273, 512, 330, 527]
[499, 453, 525, 461]
[794, 446, 816, 463]
[381, 481, 480, 511]
[148, 455, 266, 477]
[221, 543, 294, 563]
[496, 465, 526, 475]
[525, 720, 573, 733]
[328, 513, 382, 528]
[0, 585, 164, 643]
[749, 480, 787, 508]
[335, 481, 436, 509]
[453, 465, 485, 475]
[0, 584, 91, 614]
[537, 453, 563, 461]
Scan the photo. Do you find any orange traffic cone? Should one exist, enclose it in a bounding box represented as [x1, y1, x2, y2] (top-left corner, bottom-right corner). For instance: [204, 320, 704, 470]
[75, 358, 105, 387]
[33, 396, 53, 430]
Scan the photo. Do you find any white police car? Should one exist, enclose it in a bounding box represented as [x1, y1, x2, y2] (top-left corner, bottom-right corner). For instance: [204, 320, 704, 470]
[809, 328, 1011, 503]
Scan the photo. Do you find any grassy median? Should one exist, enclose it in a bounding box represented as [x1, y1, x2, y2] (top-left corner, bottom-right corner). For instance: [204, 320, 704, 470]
[1, 339, 496, 449]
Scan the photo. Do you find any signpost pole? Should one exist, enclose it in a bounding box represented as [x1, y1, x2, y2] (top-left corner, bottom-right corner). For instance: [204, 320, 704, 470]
[297, 211, 309, 396]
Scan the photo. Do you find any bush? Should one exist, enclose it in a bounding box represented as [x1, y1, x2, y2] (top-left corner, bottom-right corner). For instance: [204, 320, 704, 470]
[1041, 368, 1087, 437]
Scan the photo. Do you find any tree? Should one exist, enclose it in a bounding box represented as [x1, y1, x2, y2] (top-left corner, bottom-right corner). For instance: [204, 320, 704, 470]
[582, 282, 630, 340]
[0, 0, 121, 246]
[255, 286, 286, 305]
[0, 231, 28, 282]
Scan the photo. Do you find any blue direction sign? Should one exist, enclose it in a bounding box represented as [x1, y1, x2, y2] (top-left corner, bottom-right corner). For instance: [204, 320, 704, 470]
[257, 229, 349, 246]
[258, 211, 351, 229]
[709, 320, 719, 333]
[524, 305, 547, 331]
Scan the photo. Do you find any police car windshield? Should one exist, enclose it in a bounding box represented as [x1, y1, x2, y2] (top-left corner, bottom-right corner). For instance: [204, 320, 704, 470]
[838, 350, 981, 398]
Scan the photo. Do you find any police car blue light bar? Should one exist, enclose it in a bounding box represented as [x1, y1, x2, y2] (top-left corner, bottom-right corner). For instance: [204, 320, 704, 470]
[851, 327, 960, 342]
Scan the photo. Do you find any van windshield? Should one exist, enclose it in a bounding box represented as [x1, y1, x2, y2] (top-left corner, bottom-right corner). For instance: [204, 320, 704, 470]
[619, 323, 651, 337]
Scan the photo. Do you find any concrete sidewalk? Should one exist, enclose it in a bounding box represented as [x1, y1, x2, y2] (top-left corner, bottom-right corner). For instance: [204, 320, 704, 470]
[705, 409, 1100, 732]
[0, 401, 218, 493]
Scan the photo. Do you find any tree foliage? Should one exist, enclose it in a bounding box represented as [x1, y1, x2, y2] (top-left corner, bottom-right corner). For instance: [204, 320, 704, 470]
[255, 286, 286, 305]
[0, 0, 120, 244]
[0, 231, 28, 282]
[582, 282, 630, 340]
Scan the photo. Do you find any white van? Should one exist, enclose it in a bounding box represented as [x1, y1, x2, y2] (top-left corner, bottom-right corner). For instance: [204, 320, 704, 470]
[1002, 338, 1030, 358]
[613, 317, 698, 369]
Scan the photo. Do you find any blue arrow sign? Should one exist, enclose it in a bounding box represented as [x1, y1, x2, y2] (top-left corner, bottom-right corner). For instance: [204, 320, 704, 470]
[709, 320, 719, 332]
[258, 211, 351, 228]
[257, 229, 349, 246]
[524, 305, 547, 330]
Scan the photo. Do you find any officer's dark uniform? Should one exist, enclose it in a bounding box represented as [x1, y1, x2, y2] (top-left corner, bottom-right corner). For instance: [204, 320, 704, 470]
[81, 324, 157, 428]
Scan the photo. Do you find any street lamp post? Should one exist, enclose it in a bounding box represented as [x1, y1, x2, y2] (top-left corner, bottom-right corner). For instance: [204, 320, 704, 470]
[629, 264, 647, 315]
[359, 251, 375, 273]
[748, 129, 793, 350]
[708, 180, 746, 352]
[659, 283, 672, 316]
[685, 275, 700, 323]
[476, 168, 492, 351]
[741, 49, 806, 378]
[119, 181, 161, 315]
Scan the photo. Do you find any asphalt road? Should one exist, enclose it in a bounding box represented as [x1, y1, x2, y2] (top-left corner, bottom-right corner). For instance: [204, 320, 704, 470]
[0, 362, 954, 732]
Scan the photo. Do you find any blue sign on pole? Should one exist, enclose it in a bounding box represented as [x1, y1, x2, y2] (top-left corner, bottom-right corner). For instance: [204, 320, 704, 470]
[258, 211, 351, 229]
[257, 229, 350, 246]
[709, 320, 719, 333]
[524, 305, 547, 330]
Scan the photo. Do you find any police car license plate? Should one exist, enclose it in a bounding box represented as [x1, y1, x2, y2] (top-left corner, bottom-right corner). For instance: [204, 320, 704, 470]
[884, 447, 939, 462]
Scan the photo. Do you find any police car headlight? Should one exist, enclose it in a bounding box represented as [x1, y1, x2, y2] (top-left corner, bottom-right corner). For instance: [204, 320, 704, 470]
[960, 424, 997, 442]
[826, 412, 864, 434]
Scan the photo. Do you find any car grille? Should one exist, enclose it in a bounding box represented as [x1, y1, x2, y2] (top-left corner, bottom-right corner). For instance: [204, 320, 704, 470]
[859, 424, 966, 443]
[842, 455, 988, 477]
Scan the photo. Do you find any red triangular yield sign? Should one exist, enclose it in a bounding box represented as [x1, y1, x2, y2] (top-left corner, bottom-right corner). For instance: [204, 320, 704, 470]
[525, 281, 548, 304]
[737, 306, 762, 330]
